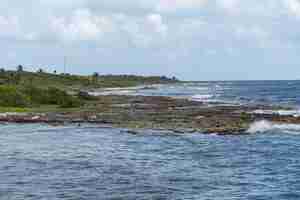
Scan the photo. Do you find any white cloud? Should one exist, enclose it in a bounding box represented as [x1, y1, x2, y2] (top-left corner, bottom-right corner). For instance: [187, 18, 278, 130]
[0, 16, 20, 38]
[216, 0, 287, 17]
[50, 9, 114, 42]
[146, 14, 168, 36]
[156, 0, 208, 12]
[285, 0, 300, 17]
[0, 15, 38, 41]
[1, 0, 300, 80]
[0, 1, 299, 56]
[117, 13, 168, 48]
[48, 9, 168, 48]
[216, 0, 239, 13]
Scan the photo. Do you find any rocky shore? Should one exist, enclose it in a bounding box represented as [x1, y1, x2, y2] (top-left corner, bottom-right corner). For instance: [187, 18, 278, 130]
[1, 95, 300, 135]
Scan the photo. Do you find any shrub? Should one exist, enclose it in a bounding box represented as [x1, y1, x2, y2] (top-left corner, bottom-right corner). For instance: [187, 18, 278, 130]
[22, 86, 82, 108]
[22, 85, 48, 104]
[47, 87, 81, 108]
[0, 85, 29, 107]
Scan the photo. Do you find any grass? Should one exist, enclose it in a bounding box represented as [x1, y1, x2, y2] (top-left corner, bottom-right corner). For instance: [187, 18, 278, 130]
[0, 85, 82, 109]
[0, 107, 29, 113]
[0, 85, 29, 107]
[0, 70, 179, 91]
[0, 69, 179, 112]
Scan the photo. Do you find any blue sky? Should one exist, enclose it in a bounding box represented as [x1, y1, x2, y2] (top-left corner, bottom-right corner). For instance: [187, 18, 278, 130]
[1, 0, 300, 80]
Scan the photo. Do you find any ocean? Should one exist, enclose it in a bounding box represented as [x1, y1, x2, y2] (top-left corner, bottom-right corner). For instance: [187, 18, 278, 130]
[97, 80, 300, 107]
[1, 80, 300, 199]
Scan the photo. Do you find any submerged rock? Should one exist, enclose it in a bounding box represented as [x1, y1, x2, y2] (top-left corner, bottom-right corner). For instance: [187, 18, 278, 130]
[122, 129, 140, 135]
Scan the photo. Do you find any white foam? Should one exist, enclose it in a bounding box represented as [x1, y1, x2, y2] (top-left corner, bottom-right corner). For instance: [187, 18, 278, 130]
[247, 120, 273, 133]
[91, 90, 134, 96]
[89, 89, 136, 96]
[252, 109, 300, 117]
[189, 94, 220, 103]
[88, 85, 161, 96]
[191, 94, 214, 102]
[247, 120, 300, 134]
[190, 94, 240, 106]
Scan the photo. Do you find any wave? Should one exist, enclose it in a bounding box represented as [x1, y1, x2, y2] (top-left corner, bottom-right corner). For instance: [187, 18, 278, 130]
[191, 94, 214, 101]
[89, 90, 135, 96]
[88, 85, 162, 96]
[251, 109, 300, 117]
[247, 120, 300, 134]
[190, 94, 240, 106]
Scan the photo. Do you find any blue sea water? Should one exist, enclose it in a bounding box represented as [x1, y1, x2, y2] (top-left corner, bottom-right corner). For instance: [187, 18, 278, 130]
[2, 81, 300, 200]
[136, 80, 300, 107]
[95, 80, 300, 107]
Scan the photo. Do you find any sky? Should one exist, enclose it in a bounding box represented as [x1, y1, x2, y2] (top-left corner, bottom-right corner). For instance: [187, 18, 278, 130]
[1, 0, 300, 80]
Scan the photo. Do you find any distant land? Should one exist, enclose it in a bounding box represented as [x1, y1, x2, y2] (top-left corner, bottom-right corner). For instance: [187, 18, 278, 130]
[0, 65, 179, 111]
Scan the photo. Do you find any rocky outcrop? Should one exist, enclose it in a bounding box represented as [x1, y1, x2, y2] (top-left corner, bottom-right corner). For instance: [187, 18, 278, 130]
[1, 95, 300, 134]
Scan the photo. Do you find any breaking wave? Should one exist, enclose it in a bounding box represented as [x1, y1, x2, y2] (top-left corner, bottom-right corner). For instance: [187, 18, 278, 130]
[191, 94, 214, 102]
[252, 109, 300, 117]
[247, 120, 300, 134]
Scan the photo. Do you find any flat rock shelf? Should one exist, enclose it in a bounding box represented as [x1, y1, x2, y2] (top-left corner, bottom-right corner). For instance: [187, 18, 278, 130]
[1, 95, 300, 135]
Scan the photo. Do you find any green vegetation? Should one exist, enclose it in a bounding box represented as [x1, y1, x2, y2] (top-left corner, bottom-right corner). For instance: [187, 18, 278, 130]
[0, 67, 179, 111]
[0, 69, 178, 90]
[0, 107, 29, 113]
[0, 85, 29, 107]
[0, 85, 81, 108]
[22, 86, 82, 108]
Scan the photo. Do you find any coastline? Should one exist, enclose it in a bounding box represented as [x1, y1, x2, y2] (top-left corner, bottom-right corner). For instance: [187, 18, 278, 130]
[1, 94, 300, 135]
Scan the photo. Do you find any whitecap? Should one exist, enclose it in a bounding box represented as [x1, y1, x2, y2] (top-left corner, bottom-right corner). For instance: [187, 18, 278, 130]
[247, 120, 300, 134]
[251, 109, 300, 117]
[191, 94, 214, 101]
[89, 89, 136, 96]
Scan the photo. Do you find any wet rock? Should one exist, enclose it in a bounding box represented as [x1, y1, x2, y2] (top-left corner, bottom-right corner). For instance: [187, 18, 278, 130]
[78, 91, 96, 100]
[1, 94, 300, 135]
[122, 129, 140, 135]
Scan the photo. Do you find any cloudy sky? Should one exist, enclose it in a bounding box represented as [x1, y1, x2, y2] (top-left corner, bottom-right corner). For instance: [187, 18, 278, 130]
[1, 0, 300, 80]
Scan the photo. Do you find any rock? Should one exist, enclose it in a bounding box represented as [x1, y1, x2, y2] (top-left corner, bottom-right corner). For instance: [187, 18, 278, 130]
[122, 129, 140, 135]
[31, 116, 40, 120]
[89, 115, 97, 120]
[195, 116, 205, 120]
[169, 128, 197, 134]
[78, 91, 96, 100]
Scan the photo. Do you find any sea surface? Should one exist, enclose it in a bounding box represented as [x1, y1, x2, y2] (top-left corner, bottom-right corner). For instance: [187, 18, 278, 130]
[95, 80, 300, 107]
[2, 80, 300, 200]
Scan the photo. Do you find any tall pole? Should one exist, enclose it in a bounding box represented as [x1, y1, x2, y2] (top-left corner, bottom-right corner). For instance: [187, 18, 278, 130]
[64, 55, 67, 74]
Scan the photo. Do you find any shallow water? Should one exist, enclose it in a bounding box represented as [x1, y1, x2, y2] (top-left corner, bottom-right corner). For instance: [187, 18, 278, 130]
[1, 124, 300, 200]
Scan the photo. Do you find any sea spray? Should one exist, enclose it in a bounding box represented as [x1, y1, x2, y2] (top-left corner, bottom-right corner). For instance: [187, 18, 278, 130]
[252, 109, 300, 117]
[247, 120, 274, 133]
[247, 120, 300, 134]
[191, 94, 214, 101]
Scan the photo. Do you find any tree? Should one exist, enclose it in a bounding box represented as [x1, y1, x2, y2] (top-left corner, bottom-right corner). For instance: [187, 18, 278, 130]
[161, 76, 168, 81]
[92, 72, 99, 84]
[37, 68, 43, 73]
[172, 76, 178, 81]
[17, 65, 24, 72]
[8, 72, 20, 85]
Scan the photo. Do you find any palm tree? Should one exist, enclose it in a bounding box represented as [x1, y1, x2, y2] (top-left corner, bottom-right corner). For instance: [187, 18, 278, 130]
[17, 65, 23, 72]
[92, 72, 99, 84]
